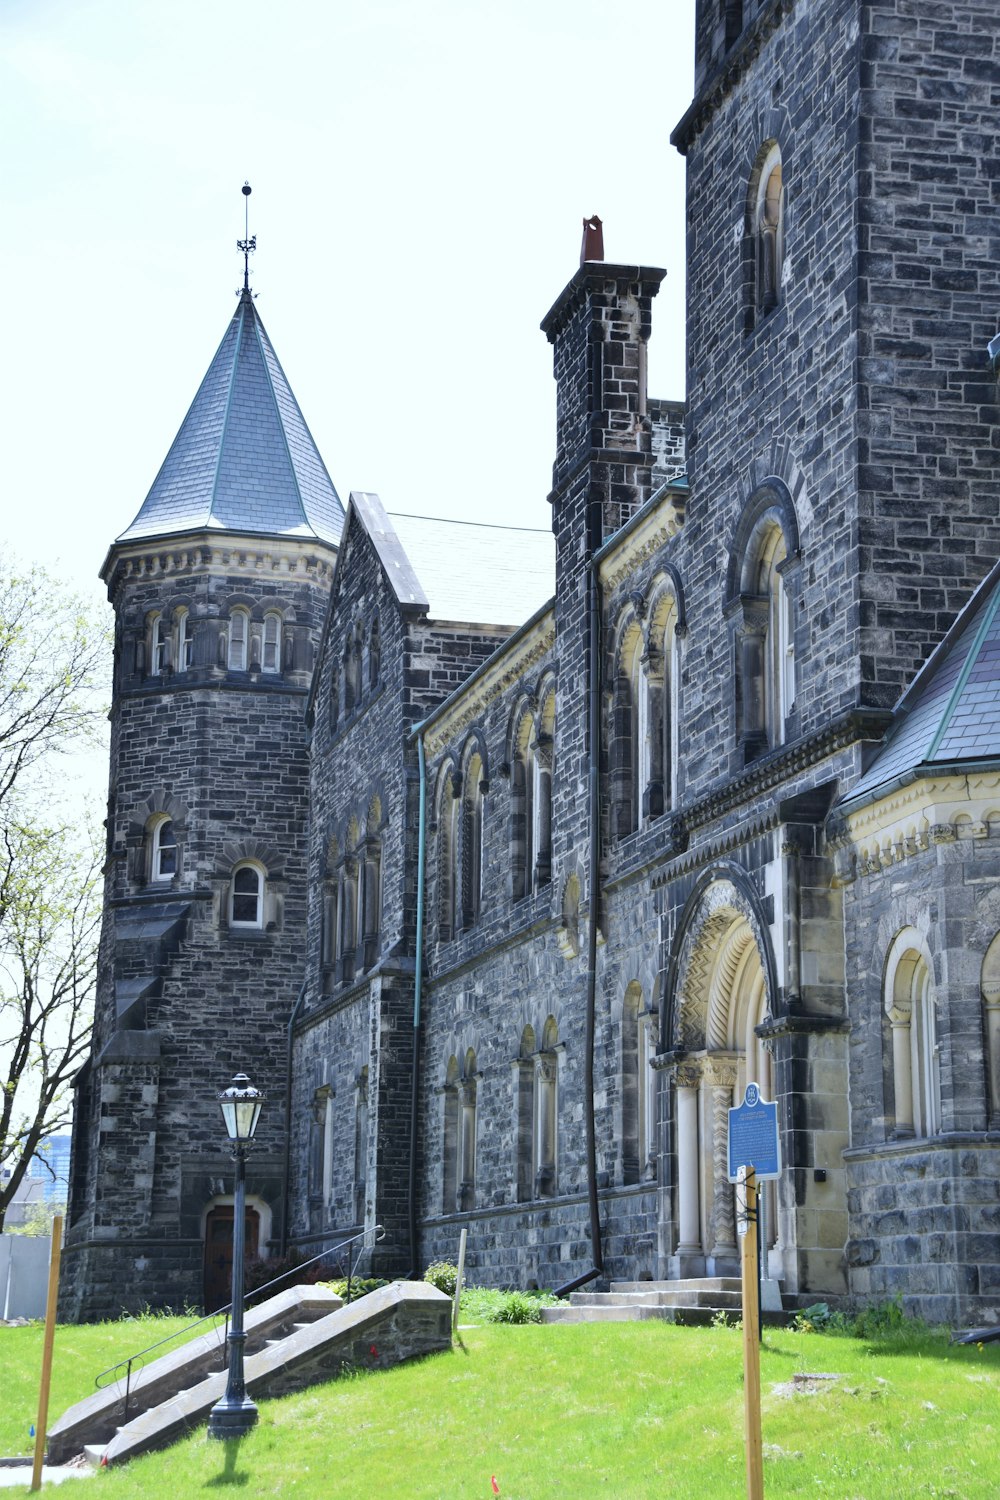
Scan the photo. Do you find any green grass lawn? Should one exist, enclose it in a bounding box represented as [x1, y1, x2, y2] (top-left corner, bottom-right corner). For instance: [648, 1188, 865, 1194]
[3, 1312, 1000, 1498]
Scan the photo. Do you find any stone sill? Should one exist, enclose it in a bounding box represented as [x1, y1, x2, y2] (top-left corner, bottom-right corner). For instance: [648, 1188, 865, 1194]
[844, 1132, 1000, 1163]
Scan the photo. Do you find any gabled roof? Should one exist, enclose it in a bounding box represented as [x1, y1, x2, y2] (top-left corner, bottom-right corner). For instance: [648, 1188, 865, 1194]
[115, 290, 344, 548]
[306, 493, 555, 725]
[846, 560, 1000, 806]
[386, 510, 554, 626]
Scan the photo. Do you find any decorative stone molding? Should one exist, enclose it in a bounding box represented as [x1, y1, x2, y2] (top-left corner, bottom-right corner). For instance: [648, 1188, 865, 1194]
[839, 771, 1000, 881]
[421, 612, 556, 759]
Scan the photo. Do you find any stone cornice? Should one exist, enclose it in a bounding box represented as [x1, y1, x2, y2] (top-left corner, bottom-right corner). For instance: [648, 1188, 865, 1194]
[419, 610, 556, 759]
[597, 492, 685, 591]
[103, 532, 336, 604]
[671, 0, 799, 155]
[834, 770, 1000, 883]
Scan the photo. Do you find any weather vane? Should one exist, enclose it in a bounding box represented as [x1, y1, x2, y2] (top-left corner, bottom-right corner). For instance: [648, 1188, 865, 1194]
[238, 181, 256, 294]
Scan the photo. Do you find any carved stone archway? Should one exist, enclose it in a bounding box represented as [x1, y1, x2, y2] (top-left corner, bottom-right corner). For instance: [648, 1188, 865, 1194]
[666, 877, 776, 1278]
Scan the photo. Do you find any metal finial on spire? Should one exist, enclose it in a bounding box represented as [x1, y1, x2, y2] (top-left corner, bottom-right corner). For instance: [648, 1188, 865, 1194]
[238, 181, 256, 294]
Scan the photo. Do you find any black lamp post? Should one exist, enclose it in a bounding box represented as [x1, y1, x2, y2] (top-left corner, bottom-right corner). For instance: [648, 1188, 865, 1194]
[208, 1071, 265, 1441]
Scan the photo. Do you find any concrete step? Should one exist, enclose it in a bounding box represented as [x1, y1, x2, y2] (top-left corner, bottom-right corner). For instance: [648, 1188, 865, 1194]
[540, 1302, 789, 1328]
[569, 1289, 744, 1310]
[609, 1278, 742, 1294]
[57, 1282, 453, 1469]
[48, 1285, 343, 1466]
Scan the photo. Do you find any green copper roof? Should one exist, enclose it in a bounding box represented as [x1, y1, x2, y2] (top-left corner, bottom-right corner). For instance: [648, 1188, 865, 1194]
[117, 290, 344, 547]
[847, 562, 1000, 804]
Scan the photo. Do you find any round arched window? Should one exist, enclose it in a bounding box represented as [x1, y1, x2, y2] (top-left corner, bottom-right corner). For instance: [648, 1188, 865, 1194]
[230, 865, 263, 927]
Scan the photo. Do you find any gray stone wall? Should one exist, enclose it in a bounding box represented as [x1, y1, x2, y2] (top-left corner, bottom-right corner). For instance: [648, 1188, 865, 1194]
[62, 541, 333, 1320]
[842, 826, 1000, 1321]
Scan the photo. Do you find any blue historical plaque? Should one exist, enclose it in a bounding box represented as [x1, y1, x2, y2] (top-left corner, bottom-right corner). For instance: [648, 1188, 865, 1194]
[727, 1082, 781, 1182]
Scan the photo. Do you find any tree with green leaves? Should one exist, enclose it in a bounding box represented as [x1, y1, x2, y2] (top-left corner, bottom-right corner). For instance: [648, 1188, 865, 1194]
[0, 558, 108, 1232]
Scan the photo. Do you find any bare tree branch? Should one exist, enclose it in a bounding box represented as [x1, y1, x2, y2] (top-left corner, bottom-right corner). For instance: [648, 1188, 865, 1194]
[0, 555, 109, 1230]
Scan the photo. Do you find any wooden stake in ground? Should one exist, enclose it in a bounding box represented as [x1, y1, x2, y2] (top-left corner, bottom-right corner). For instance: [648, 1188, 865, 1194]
[31, 1212, 63, 1492]
[740, 1171, 763, 1500]
[453, 1225, 468, 1331]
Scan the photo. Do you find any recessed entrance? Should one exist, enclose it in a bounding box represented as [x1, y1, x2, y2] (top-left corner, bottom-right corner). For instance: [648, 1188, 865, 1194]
[203, 1202, 261, 1312]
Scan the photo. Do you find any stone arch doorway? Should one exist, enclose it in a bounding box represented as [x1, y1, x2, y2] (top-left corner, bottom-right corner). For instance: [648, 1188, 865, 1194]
[203, 1201, 261, 1312]
[668, 877, 776, 1278]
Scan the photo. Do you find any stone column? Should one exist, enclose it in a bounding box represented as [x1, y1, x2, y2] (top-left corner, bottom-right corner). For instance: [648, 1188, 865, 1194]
[535, 1053, 558, 1198]
[641, 646, 665, 820]
[889, 1005, 913, 1135]
[532, 736, 553, 888]
[675, 1062, 701, 1254]
[458, 1079, 477, 1212]
[706, 1058, 738, 1264]
[984, 986, 1000, 1125]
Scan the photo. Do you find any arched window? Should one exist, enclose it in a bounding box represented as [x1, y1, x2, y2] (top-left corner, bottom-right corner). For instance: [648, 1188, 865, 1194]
[230, 863, 264, 928]
[885, 933, 941, 1138]
[176, 611, 194, 673]
[228, 610, 249, 672]
[514, 1024, 536, 1202]
[511, 713, 536, 902]
[343, 626, 362, 716]
[353, 1067, 369, 1224]
[982, 934, 1000, 1125]
[662, 603, 680, 810]
[729, 502, 797, 762]
[612, 624, 645, 837]
[150, 818, 177, 882]
[751, 142, 784, 322]
[369, 615, 381, 690]
[329, 664, 340, 733]
[442, 1055, 460, 1212]
[723, 0, 743, 49]
[458, 1048, 478, 1212]
[756, 526, 793, 748]
[151, 616, 169, 675]
[262, 613, 281, 674]
[462, 753, 485, 929]
[437, 768, 461, 942]
[360, 800, 383, 970]
[536, 1017, 559, 1198]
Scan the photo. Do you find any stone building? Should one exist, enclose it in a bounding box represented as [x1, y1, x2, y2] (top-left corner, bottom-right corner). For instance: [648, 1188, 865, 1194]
[65, 0, 1000, 1325]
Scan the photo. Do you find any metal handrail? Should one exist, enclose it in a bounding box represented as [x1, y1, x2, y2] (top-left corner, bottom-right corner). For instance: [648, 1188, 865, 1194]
[94, 1224, 385, 1420]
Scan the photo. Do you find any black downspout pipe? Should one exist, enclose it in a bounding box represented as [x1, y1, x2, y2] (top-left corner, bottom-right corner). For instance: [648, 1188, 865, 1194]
[406, 730, 429, 1281]
[280, 981, 309, 1257]
[555, 539, 605, 1297]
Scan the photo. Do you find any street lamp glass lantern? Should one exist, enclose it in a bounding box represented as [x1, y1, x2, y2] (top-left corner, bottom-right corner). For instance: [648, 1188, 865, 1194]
[218, 1072, 265, 1143]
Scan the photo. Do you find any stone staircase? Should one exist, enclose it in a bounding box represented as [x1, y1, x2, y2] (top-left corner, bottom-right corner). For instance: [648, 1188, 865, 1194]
[540, 1277, 787, 1326]
[47, 1281, 452, 1468]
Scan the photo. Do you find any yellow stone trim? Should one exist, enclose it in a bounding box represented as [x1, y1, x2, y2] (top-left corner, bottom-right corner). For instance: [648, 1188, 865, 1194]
[843, 772, 1000, 876]
[421, 610, 556, 758]
[597, 492, 684, 591]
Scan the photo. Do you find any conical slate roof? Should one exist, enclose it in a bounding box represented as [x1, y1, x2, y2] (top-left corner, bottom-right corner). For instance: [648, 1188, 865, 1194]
[117, 290, 344, 547]
[847, 563, 1000, 805]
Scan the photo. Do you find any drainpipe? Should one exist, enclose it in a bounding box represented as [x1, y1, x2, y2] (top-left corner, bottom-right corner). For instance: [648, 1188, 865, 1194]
[280, 981, 309, 1256]
[407, 728, 429, 1278]
[555, 546, 605, 1296]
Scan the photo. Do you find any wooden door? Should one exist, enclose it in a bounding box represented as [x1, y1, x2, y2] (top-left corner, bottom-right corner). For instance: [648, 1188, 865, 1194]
[203, 1203, 261, 1312]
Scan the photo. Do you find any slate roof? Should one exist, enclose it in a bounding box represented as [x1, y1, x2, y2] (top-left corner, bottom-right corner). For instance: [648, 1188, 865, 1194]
[116, 290, 344, 547]
[386, 510, 554, 627]
[846, 561, 1000, 805]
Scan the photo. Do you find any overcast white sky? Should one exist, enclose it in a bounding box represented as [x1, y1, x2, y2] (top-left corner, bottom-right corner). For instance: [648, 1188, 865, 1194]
[2, 0, 695, 607]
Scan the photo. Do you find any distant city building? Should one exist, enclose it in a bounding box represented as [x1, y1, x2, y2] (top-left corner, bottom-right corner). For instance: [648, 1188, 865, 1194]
[28, 1136, 72, 1204]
